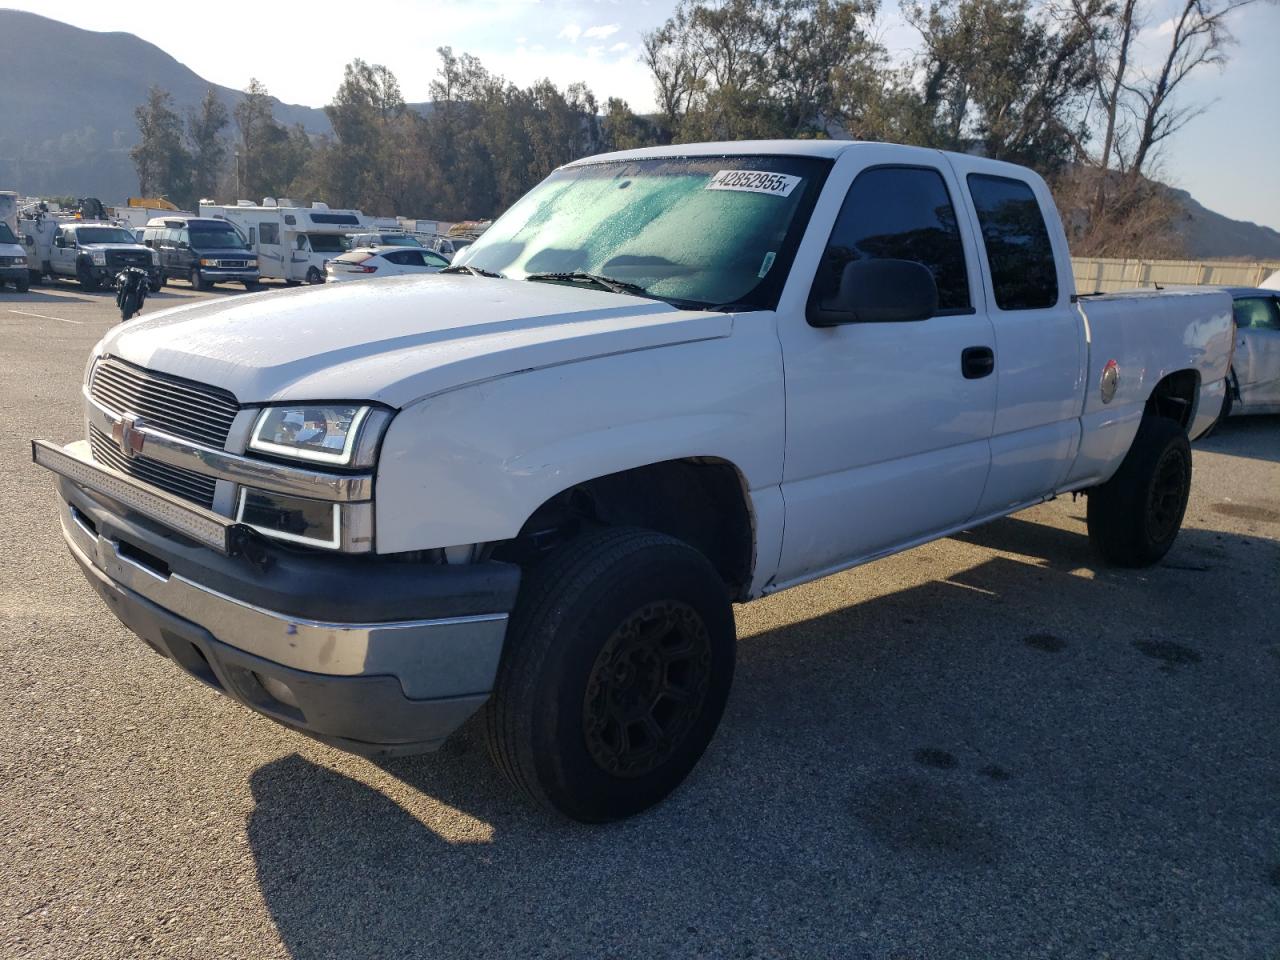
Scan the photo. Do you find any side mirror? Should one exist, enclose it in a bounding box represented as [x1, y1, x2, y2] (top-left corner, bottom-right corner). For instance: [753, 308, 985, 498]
[53, 235, 64, 248]
[809, 258, 939, 326]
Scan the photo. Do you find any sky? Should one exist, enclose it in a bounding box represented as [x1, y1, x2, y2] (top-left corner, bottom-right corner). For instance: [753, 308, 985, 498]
[9, 0, 1279, 230]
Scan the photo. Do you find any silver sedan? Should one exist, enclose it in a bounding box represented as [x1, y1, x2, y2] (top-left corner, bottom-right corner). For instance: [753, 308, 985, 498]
[1224, 287, 1280, 416]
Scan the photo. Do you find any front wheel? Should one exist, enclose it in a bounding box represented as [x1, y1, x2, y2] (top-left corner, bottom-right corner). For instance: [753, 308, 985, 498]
[76, 261, 99, 291]
[1087, 417, 1192, 567]
[189, 266, 210, 291]
[484, 527, 736, 822]
[306, 267, 324, 285]
[15, 276, 29, 293]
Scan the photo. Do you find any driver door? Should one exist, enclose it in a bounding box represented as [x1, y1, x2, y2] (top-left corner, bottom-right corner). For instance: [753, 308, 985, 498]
[775, 151, 997, 586]
[53, 228, 77, 275]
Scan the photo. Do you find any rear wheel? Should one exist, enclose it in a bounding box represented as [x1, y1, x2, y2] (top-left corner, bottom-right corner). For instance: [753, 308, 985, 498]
[484, 527, 735, 822]
[1087, 417, 1192, 567]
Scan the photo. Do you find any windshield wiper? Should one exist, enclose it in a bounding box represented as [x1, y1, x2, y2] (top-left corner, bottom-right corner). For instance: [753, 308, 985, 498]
[525, 272, 657, 297]
[441, 264, 505, 279]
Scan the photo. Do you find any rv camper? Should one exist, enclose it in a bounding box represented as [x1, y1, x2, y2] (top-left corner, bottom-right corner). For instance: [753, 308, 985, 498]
[199, 199, 369, 284]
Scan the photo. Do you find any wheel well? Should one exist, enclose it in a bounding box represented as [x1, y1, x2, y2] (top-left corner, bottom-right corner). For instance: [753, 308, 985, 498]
[1144, 370, 1198, 430]
[497, 459, 755, 601]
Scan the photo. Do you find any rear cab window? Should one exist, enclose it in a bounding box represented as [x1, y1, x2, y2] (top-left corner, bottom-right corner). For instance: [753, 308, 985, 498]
[967, 174, 1059, 310]
[812, 165, 972, 315]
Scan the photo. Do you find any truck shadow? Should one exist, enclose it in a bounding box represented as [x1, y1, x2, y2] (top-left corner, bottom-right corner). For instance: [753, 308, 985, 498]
[245, 520, 1279, 959]
[1196, 414, 1280, 464]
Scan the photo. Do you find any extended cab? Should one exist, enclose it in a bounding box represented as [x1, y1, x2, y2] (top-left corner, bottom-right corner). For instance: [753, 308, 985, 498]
[33, 141, 1233, 821]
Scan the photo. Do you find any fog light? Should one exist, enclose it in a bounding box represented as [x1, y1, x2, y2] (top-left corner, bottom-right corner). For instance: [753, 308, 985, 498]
[236, 488, 340, 549]
[257, 674, 300, 709]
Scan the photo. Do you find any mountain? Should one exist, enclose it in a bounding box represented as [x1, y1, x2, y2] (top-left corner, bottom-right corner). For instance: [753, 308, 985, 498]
[4, 10, 1279, 260]
[1169, 186, 1280, 260]
[0, 9, 333, 201]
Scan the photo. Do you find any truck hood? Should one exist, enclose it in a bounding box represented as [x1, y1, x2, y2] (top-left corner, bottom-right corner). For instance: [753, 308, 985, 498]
[81, 243, 150, 254]
[99, 274, 733, 407]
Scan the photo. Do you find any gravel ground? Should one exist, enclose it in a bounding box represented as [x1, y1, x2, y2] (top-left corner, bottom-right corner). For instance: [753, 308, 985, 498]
[1, 282, 1277, 960]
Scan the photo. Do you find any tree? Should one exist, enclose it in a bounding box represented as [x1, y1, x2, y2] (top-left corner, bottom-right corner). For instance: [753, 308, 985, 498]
[324, 59, 406, 207]
[642, 0, 886, 143]
[131, 86, 192, 205]
[905, 0, 1096, 170]
[188, 88, 229, 204]
[234, 79, 294, 199]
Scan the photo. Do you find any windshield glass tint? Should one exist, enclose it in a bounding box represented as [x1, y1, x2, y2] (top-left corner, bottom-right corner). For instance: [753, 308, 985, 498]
[76, 227, 136, 245]
[382, 235, 421, 246]
[0, 223, 16, 244]
[190, 229, 246, 249]
[457, 155, 831, 308]
[307, 234, 347, 253]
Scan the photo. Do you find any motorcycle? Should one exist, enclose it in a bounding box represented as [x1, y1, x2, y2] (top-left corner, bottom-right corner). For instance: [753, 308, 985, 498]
[114, 266, 150, 322]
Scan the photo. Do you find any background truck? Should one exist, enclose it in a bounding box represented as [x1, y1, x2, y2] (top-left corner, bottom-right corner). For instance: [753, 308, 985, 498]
[20, 215, 159, 290]
[34, 140, 1233, 823]
[199, 200, 367, 284]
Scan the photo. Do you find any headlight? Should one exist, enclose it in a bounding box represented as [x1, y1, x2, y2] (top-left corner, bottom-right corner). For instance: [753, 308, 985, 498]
[248, 404, 390, 467]
[200, 258, 218, 267]
[91, 251, 106, 265]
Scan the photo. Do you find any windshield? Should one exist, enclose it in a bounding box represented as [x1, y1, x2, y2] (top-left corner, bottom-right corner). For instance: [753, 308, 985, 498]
[381, 235, 422, 247]
[76, 227, 137, 245]
[0, 223, 16, 244]
[456, 155, 830, 309]
[190, 228, 247, 250]
[307, 234, 347, 253]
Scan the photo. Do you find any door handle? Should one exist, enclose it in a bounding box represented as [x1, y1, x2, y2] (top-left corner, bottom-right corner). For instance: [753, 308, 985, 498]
[961, 346, 995, 379]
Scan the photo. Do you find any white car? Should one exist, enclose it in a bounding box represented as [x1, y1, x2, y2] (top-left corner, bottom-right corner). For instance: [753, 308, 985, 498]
[325, 246, 450, 282]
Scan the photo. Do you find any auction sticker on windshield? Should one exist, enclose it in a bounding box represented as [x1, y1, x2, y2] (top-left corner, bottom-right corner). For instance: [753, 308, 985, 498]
[705, 170, 802, 197]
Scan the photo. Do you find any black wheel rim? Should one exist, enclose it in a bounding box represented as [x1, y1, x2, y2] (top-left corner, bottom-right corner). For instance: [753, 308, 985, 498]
[583, 600, 713, 779]
[1147, 448, 1188, 543]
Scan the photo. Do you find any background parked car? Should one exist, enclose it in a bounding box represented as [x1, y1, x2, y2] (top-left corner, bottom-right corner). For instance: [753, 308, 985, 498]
[325, 246, 450, 282]
[0, 219, 29, 292]
[346, 231, 424, 249]
[143, 216, 259, 290]
[426, 235, 472, 259]
[1223, 287, 1280, 416]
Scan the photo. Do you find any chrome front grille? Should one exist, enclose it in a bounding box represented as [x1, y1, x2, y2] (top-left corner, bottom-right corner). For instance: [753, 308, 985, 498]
[89, 425, 217, 509]
[90, 357, 239, 449]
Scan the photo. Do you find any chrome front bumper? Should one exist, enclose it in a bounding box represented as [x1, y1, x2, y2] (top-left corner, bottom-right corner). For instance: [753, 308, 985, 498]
[37, 439, 519, 755]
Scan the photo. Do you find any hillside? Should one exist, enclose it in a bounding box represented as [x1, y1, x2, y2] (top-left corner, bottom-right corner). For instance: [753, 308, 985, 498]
[1169, 186, 1280, 260]
[4, 10, 1279, 259]
[0, 9, 332, 201]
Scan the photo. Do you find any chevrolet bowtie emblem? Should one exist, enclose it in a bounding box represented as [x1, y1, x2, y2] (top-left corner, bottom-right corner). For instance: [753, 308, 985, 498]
[111, 414, 146, 458]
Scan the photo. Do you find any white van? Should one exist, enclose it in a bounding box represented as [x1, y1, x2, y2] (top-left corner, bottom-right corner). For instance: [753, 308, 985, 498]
[199, 200, 369, 284]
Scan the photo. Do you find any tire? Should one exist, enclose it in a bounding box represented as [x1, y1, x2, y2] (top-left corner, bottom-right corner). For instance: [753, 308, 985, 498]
[76, 260, 99, 291]
[485, 527, 735, 822]
[16, 276, 28, 293]
[190, 267, 210, 291]
[306, 267, 324, 285]
[1087, 416, 1192, 567]
[242, 279, 260, 291]
[29, 269, 42, 286]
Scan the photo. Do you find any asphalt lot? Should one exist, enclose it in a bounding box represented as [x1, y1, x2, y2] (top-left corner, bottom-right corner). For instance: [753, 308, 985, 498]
[0, 280, 1277, 960]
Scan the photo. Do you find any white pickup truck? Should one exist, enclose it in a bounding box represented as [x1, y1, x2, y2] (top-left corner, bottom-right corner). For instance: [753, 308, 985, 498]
[34, 141, 1233, 821]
